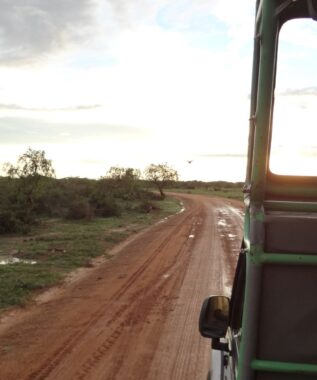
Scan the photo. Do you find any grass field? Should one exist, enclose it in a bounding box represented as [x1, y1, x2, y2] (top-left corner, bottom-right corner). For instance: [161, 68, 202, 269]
[168, 186, 243, 201]
[0, 197, 181, 310]
[0, 186, 243, 311]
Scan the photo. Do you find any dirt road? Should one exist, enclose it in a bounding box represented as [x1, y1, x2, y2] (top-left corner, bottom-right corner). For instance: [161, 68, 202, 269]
[0, 194, 243, 380]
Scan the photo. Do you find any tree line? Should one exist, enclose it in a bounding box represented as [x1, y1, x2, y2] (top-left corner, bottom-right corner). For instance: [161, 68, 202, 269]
[0, 148, 179, 234]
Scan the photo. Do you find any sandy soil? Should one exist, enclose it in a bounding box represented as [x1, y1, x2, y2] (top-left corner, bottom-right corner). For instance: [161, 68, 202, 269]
[0, 194, 243, 380]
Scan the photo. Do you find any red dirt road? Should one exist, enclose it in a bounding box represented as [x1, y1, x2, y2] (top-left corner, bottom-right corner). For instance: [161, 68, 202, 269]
[0, 194, 243, 380]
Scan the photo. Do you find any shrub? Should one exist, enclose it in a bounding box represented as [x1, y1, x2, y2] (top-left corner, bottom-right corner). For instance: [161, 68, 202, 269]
[0, 210, 20, 233]
[91, 196, 121, 217]
[66, 199, 94, 220]
[0, 209, 31, 234]
[137, 201, 159, 214]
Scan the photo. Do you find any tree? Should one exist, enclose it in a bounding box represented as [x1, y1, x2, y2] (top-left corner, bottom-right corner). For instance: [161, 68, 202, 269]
[106, 167, 141, 181]
[4, 148, 55, 220]
[4, 148, 55, 179]
[144, 163, 179, 199]
[104, 166, 141, 199]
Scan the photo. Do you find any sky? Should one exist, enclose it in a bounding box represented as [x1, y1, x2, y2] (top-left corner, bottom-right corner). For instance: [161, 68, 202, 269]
[0, 1, 316, 181]
[270, 19, 317, 176]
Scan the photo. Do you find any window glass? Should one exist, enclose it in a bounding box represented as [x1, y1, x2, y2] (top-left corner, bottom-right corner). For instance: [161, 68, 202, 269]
[269, 19, 317, 176]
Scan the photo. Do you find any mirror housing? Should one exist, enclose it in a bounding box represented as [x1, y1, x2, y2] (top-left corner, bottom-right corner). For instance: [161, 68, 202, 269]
[199, 295, 230, 339]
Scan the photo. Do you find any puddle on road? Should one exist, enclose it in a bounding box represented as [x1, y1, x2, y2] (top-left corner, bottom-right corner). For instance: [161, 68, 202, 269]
[158, 217, 169, 224]
[223, 281, 232, 298]
[216, 206, 243, 297]
[178, 202, 185, 214]
[217, 219, 228, 227]
[227, 206, 244, 219]
[0, 257, 37, 265]
[219, 206, 244, 220]
[217, 208, 241, 276]
[218, 207, 230, 215]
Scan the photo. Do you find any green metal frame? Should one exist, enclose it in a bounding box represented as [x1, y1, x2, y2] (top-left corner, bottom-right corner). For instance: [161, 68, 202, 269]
[238, 0, 317, 379]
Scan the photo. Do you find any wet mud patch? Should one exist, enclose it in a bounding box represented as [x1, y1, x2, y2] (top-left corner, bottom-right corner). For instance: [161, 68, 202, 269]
[216, 206, 243, 294]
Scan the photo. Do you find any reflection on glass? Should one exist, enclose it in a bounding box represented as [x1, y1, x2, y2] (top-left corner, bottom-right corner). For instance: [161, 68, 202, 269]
[270, 19, 317, 176]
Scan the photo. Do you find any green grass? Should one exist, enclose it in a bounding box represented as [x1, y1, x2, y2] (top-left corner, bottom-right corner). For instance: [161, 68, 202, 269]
[168, 187, 243, 201]
[0, 265, 60, 309]
[0, 196, 182, 310]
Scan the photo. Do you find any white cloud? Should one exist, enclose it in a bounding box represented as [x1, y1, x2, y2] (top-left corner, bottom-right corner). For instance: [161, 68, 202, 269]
[0, 0, 99, 65]
[0, 0, 256, 181]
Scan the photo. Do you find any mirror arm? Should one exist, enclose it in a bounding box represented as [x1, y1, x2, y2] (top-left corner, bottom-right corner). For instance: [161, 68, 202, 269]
[212, 338, 230, 353]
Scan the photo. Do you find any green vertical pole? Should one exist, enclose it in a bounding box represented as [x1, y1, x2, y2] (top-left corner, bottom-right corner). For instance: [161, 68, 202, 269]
[239, 1, 278, 379]
[250, 0, 277, 203]
[246, 0, 261, 184]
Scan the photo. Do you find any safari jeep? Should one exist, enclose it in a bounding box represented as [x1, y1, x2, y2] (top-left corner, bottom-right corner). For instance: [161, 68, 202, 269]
[199, 1, 317, 379]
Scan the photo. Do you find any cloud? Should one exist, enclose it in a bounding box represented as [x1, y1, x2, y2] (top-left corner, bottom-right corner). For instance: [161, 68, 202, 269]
[0, 0, 98, 65]
[0, 0, 255, 66]
[106, 0, 253, 30]
[0, 103, 101, 111]
[106, 0, 157, 26]
[0, 117, 147, 144]
[279, 87, 317, 96]
[104, 0, 254, 74]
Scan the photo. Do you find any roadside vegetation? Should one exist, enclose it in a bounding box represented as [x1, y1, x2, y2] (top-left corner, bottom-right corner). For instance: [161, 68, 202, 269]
[0, 199, 180, 310]
[0, 150, 181, 310]
[0, 148, 242, 310]
[167, 180, 244, 201]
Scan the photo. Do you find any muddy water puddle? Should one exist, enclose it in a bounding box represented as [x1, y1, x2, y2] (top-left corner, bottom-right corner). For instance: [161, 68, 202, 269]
[216, 205, 243, 296]
[0, 257, 37, 265]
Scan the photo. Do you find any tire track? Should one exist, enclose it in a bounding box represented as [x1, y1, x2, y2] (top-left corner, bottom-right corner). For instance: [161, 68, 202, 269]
[27, 204, 200, 380]
[73, 211, 201, 379]
[146, 197, 243, 380]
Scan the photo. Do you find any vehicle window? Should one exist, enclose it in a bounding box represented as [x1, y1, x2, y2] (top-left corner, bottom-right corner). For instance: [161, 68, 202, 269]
[269, 18, 317, 176]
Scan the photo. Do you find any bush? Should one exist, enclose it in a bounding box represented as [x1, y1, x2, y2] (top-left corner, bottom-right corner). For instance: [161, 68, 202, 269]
[91, 195, 121, 217]
[0, 209, 31, 234]
[137, 201, 160, 214]
[0, 210, 20, 233]
[66, 199, 94, 220]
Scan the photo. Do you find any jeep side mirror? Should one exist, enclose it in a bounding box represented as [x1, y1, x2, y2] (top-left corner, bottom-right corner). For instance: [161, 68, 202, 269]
[199, 295, 230, 339]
